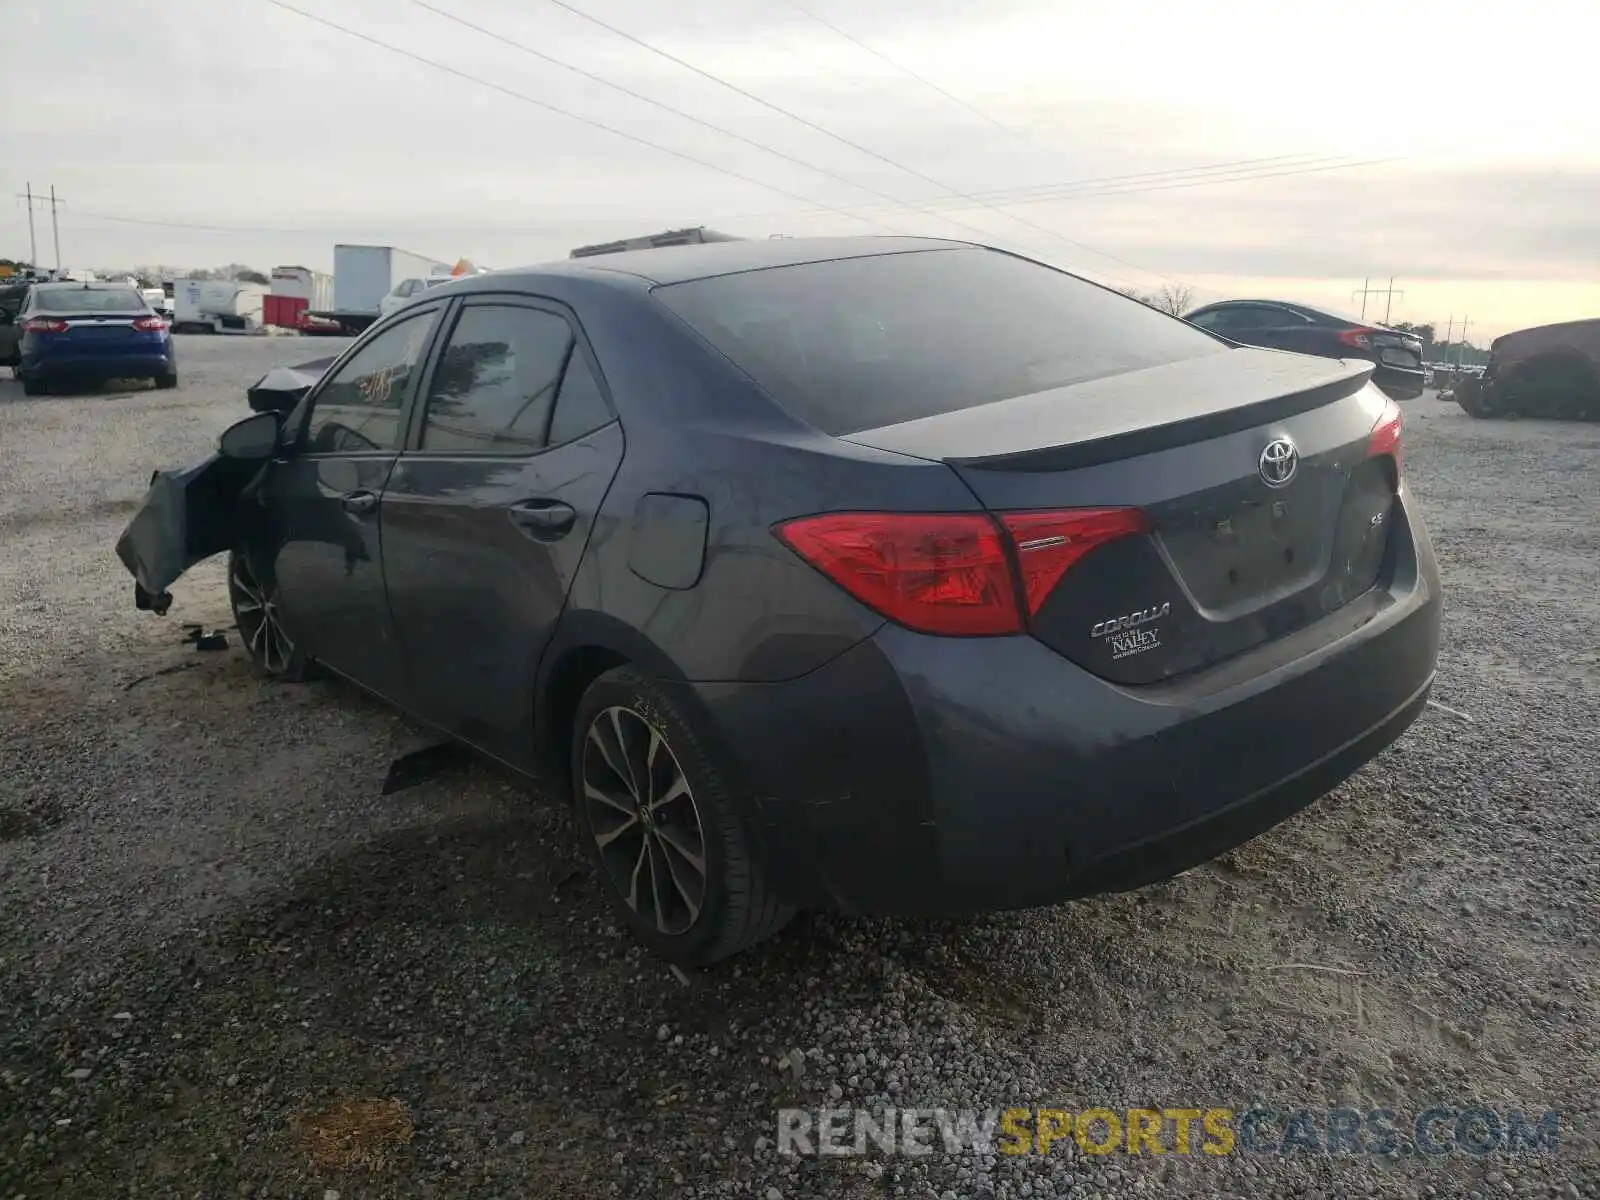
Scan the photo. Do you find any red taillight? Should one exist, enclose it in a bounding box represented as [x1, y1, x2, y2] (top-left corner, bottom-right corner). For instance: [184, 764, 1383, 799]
[774, 512, 1021, 635]
[1368, 396, 1403, 462]
[1337, 327, 1377, 351]
[21, 317, 68, 334]
[999, 508, 1150, 617]
[774, 507, 1148, 636]
[132, 315, 167, 332]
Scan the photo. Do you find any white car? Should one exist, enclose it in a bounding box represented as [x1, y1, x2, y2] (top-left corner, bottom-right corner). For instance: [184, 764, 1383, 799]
[377, 275, 457, 319]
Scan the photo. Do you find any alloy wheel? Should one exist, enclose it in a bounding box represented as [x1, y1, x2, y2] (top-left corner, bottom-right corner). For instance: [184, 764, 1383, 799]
[229, 554, 296, 675]
[582, 706, 708, 936]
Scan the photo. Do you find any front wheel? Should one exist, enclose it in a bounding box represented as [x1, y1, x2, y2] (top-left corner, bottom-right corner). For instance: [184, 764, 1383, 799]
[228, 550, 312, 680]
[20, 375, 47, 396]
[571, 667, 792, 965]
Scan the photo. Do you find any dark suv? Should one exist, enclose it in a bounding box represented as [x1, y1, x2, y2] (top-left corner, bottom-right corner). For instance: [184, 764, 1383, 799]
[1453, 318, 1600, 419]
[1184, 300, 1425, 401]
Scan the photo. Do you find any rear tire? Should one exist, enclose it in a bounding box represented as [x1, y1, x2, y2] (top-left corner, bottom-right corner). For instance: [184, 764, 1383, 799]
[571, 666, 792, 965]
[228, 550, 313, 681]
[155, 371, 178, 390]
[20, 375, 47, 397]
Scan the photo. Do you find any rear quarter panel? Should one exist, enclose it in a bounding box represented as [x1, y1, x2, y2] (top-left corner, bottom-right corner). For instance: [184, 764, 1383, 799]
[541, 274, 979, 683]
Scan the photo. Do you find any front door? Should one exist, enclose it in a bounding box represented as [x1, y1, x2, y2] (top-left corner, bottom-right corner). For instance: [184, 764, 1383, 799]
[379, 297, 623, 764]
[266, 304, 443, 700]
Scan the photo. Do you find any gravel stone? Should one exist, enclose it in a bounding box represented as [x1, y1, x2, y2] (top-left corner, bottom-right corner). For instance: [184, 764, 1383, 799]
[0, 361, 1595, 1198]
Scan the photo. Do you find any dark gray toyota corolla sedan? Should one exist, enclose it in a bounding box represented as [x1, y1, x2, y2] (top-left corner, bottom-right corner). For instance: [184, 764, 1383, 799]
[142, 237, 1443, 964]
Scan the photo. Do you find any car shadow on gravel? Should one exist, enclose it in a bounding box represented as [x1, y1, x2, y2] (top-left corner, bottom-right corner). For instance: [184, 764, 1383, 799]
[3, 804, 927, 1197]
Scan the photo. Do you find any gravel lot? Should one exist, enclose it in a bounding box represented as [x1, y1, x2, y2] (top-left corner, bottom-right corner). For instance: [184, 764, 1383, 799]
[1, 338, 1595, 1199]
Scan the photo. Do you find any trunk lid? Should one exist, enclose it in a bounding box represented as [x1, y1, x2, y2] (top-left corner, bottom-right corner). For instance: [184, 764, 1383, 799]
[845, 348, 1400, 683]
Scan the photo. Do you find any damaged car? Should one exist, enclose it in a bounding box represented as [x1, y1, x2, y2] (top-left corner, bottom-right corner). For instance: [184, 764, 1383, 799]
[1452, 318, 1600, 419]
[117, 237, 1441, 965]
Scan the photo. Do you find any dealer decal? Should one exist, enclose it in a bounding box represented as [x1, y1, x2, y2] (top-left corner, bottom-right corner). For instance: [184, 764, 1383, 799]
[1090, 601, 1170, 660]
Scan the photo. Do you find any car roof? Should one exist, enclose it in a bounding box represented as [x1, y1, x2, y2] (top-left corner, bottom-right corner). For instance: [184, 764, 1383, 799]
[480, 235, 965, 289]
[32, 280, 141, 292]
[1190, 298, 1382, 326]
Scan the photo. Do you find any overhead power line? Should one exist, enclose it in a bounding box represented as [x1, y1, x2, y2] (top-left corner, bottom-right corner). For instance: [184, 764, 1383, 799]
[418, 0, 1144, 277]
[403, 0, 943, 235]
[777, 0, 1031, 144]
[725, 154, 1392, 223]
[261, 0, 902, 235]
[532, 0, 1178, 282]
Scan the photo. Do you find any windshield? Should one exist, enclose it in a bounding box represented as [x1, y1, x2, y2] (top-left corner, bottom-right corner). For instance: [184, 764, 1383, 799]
[654, 247, 1224, 435]
[31, 287, 147, 314]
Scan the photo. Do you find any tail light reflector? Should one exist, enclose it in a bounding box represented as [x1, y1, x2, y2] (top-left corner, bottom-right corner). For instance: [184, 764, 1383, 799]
[22, 317, 69, 333]
[999, 508, 1150, 617]
[1367, 395, 1403, 463]
[1337, 327, 1378, 351]
[132, 316, 168, 332]
[774, 507, 1149, 636]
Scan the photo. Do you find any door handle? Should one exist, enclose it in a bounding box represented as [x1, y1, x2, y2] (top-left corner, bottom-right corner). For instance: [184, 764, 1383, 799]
[342, 490, 379, 516]
[508, 500, 577, 541]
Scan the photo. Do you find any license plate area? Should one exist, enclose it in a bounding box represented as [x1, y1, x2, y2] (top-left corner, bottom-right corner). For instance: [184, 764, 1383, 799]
[1156, 481, 1329, 614]
[1379, 348, 1418, 367]
[69, 325, 130, 340]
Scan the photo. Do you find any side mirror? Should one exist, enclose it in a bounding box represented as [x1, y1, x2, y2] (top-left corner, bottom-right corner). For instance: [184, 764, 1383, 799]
[219, 412, 282, 460]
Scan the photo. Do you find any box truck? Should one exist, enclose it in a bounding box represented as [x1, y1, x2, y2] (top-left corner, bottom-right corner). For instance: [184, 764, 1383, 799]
[311, 245, 448, 336]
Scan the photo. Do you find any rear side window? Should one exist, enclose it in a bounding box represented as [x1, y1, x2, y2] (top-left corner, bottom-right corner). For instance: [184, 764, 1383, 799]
[654, 247, 1224, 435]
[31, 287, 146, 313]
[420, 305, 574, 454]
[547, 352, 613, 446]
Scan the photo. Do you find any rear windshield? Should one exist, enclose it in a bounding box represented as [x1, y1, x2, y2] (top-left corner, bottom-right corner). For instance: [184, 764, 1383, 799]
[32, 287, 147, 313]
[654, 247, 1224, 435]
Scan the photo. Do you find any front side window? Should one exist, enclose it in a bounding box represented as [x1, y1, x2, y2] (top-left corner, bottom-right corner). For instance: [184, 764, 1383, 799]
[304, 310, 436, 453]
[419, 305, 575, 454]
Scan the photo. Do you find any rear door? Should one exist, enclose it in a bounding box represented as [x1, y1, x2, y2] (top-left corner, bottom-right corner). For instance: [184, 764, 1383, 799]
[379, 295, 623, 764]
[266, 303, 444, 700]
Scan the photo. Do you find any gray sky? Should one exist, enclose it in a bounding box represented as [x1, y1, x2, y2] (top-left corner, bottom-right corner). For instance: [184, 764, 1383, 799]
[7, 0, 1598, 338]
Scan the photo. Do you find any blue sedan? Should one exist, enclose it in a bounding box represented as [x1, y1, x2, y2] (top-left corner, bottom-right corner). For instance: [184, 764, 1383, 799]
[16, 282, 177, 396]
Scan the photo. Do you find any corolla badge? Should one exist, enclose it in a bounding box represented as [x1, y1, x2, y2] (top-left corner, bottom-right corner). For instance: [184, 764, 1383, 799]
[1259, 437, 1298, 488]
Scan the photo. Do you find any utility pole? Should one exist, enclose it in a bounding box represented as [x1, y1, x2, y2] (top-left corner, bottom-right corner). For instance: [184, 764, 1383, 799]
[19, 182, 38, 268]
[1352, 277, 1404, 324]
[1383, 276, 1399, 325]
[48, 186, 63, 271]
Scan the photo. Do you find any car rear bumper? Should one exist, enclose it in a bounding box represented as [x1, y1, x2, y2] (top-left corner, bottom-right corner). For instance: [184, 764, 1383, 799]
[23, 350, 175, 380]
[688, 489, 1442, 917]
[1373, 363, 1426, 400]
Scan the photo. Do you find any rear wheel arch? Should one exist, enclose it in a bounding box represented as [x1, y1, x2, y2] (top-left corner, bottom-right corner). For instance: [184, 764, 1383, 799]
[533, 612, 690, 782]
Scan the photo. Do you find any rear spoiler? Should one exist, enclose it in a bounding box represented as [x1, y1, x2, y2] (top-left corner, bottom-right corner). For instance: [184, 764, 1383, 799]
[845, 349, 1374, 473]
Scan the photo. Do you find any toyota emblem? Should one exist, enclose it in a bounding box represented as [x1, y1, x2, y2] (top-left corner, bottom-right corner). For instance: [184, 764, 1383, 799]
[1258, 437, 1298, 488]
